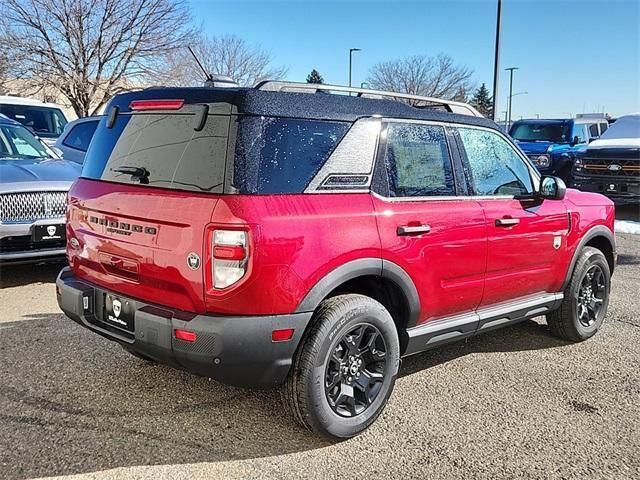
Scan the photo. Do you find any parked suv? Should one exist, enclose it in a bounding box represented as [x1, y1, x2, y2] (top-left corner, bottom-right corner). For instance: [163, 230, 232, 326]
[57, 82, 616, 439]
[509, 116, 608, 181]
[571, 114, 640, 204]
[0, 96, 69, 145]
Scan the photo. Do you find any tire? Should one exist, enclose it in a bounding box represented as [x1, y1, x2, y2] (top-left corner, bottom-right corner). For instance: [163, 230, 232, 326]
[547, 246, 611, 342]
[283, 294, 400, 440]
[121, 345, 157, 363]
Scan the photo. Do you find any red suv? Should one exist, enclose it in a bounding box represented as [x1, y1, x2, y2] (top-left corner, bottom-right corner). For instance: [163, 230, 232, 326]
[57, 82, 616, 439]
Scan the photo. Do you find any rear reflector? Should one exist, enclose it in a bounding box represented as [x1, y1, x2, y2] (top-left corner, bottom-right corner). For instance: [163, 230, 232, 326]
[272, 328, 295, 342]
[174, 329, 197, 342]
[213, 245, 246, 261]
[130, 99, 184, 111]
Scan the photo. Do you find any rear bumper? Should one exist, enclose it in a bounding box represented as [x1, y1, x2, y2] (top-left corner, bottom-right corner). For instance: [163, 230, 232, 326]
[56, 267, 312, 388]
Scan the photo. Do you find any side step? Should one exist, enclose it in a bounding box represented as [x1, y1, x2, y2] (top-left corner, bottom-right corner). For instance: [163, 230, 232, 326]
[403, 292, 563, 357]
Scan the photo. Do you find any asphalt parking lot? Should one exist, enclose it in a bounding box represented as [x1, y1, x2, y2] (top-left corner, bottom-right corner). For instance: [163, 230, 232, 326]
[0, 234, 638, 480]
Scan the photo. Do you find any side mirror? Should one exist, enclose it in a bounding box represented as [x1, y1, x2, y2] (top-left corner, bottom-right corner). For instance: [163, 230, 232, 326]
[539, 175, 566, 200]
[570, 135, 581, 146]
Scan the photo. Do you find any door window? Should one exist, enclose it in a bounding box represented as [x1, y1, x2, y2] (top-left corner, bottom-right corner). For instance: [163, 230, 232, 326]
[572, 124, 588, 144]
[458, 127, 533, 196]
[382, 123, 455, 197]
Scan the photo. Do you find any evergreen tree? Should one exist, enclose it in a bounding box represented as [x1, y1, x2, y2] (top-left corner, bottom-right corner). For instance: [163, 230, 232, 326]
[471, 83, 494, 118]
[306, 69, 324, 84]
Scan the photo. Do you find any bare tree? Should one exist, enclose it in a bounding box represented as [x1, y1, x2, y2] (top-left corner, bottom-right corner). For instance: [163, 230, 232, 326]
[1, 0, 192, 117]
[366, 54, 474, 103]
[152, 33, 288, 87]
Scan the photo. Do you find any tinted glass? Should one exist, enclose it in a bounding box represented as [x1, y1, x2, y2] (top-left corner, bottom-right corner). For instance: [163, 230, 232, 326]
[600, 123, 608, 134]
[588, 123, 599, 139]
[509, 122, 570, 143]
[0, 105, 67, 138]
[458, 127, 533, 196]
[82, 112, 229, 193]
[233, 117, 349, 194]
[383, 123, 454, 197]
[0, 124, 49, 159]
[572, 124, 588, 143]
[62, 120, 99, 152]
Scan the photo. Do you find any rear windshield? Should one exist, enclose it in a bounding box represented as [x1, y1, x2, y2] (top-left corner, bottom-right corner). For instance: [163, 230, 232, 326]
[510, 122, 570, 143]
[0, 104, 67, 138]
[82, 109, 230, 193]
[233, 116, 350, 194]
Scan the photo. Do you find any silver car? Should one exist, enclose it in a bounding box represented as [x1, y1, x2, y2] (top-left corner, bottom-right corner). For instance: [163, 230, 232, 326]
[0, 114, 81, 263]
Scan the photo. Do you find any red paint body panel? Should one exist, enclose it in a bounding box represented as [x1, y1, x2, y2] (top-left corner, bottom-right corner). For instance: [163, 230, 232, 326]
[204, 194, 381, 315]
[66, 178, 615, 324]
[478, 197, 570, 306]
[67, 179, 218, 313]
[372, 196, 487, 324]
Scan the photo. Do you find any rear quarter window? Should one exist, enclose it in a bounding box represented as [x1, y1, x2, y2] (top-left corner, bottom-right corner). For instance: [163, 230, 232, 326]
[233, 117, 350, 194]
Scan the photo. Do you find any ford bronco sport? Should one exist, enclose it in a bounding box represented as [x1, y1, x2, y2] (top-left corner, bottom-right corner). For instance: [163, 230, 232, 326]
[57, 81, 616, 439]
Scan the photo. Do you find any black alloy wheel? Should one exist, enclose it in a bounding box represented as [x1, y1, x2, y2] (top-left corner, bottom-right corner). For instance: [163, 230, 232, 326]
[324, 323, 387, 417]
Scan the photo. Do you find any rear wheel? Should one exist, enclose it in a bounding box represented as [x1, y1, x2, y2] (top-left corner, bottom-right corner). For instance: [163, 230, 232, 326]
[283, 294, 400, 439]
[547, 246, 611, 341]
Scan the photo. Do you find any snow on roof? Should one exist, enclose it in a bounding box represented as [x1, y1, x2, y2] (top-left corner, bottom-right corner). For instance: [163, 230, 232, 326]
[588, 114, 640, 149]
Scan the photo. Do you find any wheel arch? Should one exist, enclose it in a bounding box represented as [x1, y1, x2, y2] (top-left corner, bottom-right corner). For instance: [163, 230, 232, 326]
[562, 225, 616, 291]
[295, 258, 421, 349]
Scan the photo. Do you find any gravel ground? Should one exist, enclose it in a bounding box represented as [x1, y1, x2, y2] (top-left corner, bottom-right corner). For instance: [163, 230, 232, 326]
[0, 235, 638, 480]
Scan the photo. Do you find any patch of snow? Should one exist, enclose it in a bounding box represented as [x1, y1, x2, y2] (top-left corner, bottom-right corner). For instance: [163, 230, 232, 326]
[615, 220, 640, 235]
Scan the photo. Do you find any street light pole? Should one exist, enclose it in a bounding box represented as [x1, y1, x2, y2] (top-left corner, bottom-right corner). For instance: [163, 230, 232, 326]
[491, 0, 502, 121]
[505, 66, 519, 129]
[349, 48, 361, 91]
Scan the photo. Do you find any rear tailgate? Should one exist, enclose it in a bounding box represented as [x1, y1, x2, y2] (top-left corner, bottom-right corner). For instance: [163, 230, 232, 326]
[68, 179, 218, 313]
[67, 92, 233, 313]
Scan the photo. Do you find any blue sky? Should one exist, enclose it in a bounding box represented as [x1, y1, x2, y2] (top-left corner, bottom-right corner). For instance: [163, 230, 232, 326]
[192, 0, 640, 119]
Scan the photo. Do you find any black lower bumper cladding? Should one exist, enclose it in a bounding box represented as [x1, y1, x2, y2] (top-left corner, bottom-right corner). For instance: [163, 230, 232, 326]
[56, 267, 312, 388]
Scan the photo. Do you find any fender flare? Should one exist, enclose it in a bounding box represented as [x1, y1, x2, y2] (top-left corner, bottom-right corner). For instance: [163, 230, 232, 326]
[295, 258, 421, 326]
[561, 225, 616, 291]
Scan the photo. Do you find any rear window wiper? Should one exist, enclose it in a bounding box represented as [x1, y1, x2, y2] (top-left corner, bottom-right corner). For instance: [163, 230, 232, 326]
[111, 165, 150, 184]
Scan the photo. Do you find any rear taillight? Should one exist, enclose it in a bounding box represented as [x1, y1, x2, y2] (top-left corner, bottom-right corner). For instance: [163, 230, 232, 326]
[211, 230, 249, 289]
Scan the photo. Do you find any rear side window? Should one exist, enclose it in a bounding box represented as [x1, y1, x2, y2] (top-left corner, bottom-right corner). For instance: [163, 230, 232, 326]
[233, 117, 349, 194]
[82, 111, 229, 193]
[382, 123, 454, 197]
[62, 120, 99, 152]
[458, 127, 533, 196]
[0, 104, 67, 138]
[600, 123, 608, 134]
[588, 123, 599, 139]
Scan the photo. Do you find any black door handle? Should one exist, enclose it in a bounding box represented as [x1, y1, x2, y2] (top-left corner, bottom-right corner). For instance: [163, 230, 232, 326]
[495, 218, 520, 227]
[397, 224, 431, 236]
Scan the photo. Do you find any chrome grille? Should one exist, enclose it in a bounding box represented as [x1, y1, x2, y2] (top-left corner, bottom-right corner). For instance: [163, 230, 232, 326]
[0, 191, 67, 222]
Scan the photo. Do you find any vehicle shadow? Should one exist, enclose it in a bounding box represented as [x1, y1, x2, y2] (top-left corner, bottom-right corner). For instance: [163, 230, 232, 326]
[0, 315, 328, 480]
[616, 253, 640, 266]
[0, 261, 65, 288]
[0, 314, 566, 479]
[399, 319, 567, 378]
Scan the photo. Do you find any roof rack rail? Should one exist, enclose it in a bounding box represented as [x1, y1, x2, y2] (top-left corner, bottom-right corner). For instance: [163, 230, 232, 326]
[254, 81, 484, 118]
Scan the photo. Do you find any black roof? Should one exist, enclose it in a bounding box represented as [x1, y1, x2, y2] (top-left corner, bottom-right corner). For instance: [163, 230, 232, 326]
[106, 87, 499, 130]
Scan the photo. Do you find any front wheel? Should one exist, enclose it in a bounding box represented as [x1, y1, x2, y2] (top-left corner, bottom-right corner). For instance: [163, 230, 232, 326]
[283, 294, 400, 439]
[547, 246, 611, 342]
